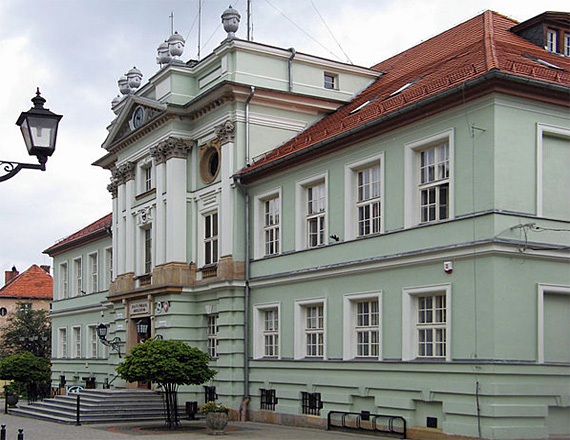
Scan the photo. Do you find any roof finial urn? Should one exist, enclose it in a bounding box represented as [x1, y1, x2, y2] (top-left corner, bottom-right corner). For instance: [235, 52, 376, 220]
[126, 66, 143, 89]
[157, 41, 172, 66]
[118, 75, 130, 96]
[221, 5, 240, 40]
[167, 31, 185, 60]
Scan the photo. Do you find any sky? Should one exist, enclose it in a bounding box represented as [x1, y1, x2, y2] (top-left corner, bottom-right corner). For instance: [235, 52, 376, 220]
[0, 0, 567, 286]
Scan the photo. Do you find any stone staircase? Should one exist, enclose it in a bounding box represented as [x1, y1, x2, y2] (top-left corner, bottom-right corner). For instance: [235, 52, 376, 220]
[8, 389, 168, 424]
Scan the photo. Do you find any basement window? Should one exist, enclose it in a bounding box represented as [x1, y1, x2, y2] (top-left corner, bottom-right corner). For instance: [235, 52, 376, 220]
[260, 389, 278, 411]
[301, 392, 323, 415]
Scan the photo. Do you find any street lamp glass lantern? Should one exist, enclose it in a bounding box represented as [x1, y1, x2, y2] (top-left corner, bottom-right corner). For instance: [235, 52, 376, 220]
[16, 89, 62, 163]
[96, 323, 108, 339]
[136, 320, 149, 338]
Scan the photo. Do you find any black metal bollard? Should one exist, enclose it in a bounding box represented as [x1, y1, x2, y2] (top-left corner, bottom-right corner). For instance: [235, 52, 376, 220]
[75, 394, 81, 426]
[17, 429, 23, 440]
[1, 424, 6, 440]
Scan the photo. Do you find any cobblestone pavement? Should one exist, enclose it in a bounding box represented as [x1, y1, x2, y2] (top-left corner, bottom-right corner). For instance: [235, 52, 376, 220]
[1, 405, 391, 440]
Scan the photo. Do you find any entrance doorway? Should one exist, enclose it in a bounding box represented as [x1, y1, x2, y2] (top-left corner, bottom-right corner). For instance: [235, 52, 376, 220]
[136, 317, 151, 389]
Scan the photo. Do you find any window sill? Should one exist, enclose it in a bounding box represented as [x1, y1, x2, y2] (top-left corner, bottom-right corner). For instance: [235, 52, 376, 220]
[135, 188, 156, 201]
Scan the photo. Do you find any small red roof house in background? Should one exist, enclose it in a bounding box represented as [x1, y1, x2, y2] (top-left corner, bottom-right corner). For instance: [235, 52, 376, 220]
[0, 265, 53, 330]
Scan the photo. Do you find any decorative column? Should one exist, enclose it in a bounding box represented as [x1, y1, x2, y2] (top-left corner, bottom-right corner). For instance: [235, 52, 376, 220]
[107, 175, 119, 282]
[121, 163, 136, 274]
[150, 145, 166, 266]
[215, 120, 236, 275]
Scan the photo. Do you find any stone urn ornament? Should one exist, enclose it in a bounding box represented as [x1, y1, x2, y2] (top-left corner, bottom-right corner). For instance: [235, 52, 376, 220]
[201, 402, 230, 435]
[221, 6, 241, 40]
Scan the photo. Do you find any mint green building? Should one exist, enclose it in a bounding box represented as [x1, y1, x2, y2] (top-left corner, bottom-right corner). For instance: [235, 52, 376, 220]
[45, 9, 569, 439]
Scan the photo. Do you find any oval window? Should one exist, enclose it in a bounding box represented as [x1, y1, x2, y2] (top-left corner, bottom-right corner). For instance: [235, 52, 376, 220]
[200, 146, 220, 184]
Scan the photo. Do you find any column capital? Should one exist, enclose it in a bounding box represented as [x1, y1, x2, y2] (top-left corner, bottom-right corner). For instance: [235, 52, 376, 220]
[215, 120, 235, 145]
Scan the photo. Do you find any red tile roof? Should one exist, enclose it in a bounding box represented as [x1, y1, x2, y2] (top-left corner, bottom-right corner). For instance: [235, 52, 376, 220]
[0, 265, 52, 299]
[44, 213, 112, 256]
[241, 11, 570, 178]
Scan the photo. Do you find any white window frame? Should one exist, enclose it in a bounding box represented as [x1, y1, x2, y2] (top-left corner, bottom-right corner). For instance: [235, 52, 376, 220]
[344, 154, 384, 241]
[207, 314, 219, 359]
[87, 325, 98, 359]
[295, 173, 328, 251]
[404, 129, 454, 228]
[546, 29, 557, 52]
[73, 257, 82, 297]
[89, 252, 98, 293]
[565, 33, 570, 57]
[203, 211, 219, 266]
[58, 327, 67, 359]
[537, 284, 570, 364]
[253, 189, 282, 259]
[143, 226, 152, 274]
[294, 298, 327, 360]
[104, 247, 113, 289]
[138, 158, 154, 194]
[72, 326, 82, 359]
[343, 291, 382, 360]
[253, 302, 281, 359]
[402, 284, 451, 361]
[59, 262, 68, 300]
[536, 123, 570, 217]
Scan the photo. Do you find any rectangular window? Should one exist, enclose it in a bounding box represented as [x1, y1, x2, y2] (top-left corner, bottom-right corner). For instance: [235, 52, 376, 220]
[89, 253, 98, 293]
[19, 303, 32, 313]
[207, 314, 219, 359]
[264, 197, 280, 256]
[357, 165, 381, 236]
[59, 328, 67, 359]
[144, 228, 152, 273]
[204, 385, 217, 403]
[263, 309, 279, 357]
[324, 73, 336, 90]
[547, 29, 557, 52]
[204, 212, 218, 265]
[72, 326, 81, 359]
[88, 325, 98, 359]
[356, 300, 379, 357]
[260, 389, 278, 411]
[307, 183, 326, 248]
[301, 392, 323, 415]
[565, 33, 570, 57]
[60, 263, 68, 299]
[416, 294, 447, 358]
[305, 304, 324, 357]
[144, 166, 152, 192]
[73, 258, 82, 296]
[419, 143, 449, 223]
[105, 248, 113, 288]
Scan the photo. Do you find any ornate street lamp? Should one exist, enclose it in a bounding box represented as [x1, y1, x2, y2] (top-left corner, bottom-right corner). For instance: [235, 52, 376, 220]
[96, 323, 122, 357]
[1, 88, 62, 182]
[136, 319, 162, 342]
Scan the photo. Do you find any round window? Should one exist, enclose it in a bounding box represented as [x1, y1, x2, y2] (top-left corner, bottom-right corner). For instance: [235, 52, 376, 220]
[0, 307, 7, 317]
[200, 146, 220, 184]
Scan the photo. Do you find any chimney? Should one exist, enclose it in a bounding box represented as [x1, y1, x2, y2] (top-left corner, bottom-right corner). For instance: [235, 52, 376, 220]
[5, 266, 19, 284]
[40, 265, 51, 275]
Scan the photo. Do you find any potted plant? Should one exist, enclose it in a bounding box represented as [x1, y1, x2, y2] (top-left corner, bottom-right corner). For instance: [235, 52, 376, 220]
[4, 383, 19, 407]
[201, 401, 230, 435]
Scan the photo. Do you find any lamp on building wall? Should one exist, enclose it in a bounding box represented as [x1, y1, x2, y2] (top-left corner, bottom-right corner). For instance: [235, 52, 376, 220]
[1, 88, 62, 182]
[96, 323, 122, 357]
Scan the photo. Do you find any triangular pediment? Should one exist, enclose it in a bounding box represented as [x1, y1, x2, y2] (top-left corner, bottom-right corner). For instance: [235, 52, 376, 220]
[102, 96, 168, 151]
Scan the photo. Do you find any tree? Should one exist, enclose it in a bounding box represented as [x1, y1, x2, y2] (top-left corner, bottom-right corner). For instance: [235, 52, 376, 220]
[0, 352, 51, 400]
[116, 339, 217, 429]
[0, 303, 51, 360]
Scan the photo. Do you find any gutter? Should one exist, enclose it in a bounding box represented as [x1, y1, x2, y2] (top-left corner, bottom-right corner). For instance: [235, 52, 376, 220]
[244, 86, 256, 166]
[288, 48, 296, 92]
[240, 69, 570, 181]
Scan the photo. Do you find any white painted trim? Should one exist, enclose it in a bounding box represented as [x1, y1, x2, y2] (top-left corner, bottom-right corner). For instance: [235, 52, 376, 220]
[402, 283, 451, 361]
[88, 251, 99, 294]
[536, 123, 570, 217]
[252, 302, 281, 360]
[253, 188, 283, 259]
[342, 291, 382, 360]
[404, 129, 454, 228]
[58, 327, 68, 359]
[537, 283, 570, 363]
[294, 297, 327, 360]
[344, 153, 385, 241]
[295, 172, 329, 251]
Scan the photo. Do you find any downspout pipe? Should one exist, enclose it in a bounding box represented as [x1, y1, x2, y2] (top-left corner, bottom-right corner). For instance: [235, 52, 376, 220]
[244, 86, 255, 167]
[288, 48, 296, 93]
[235, 175, 250, 419]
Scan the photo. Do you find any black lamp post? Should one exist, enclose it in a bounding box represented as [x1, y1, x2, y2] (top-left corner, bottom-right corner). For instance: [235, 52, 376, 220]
[96, 323, 122, 357]
[0, 88, 62, 182]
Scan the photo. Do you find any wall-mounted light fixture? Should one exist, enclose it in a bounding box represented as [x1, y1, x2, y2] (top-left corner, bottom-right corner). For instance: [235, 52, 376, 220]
[96, 323, 122, 357]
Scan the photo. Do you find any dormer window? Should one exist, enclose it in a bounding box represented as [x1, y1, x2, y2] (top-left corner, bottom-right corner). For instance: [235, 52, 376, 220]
[546, 29, 557, 52]
[565, 34, 570, 56]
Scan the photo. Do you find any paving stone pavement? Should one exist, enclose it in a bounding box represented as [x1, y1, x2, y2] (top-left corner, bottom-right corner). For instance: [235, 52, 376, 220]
[1, 402, 392, 440]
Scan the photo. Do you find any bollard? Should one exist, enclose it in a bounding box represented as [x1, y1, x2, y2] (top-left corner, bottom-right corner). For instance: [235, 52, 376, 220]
[17, 429, 23, 440]
[1, 424, 6, 440]
[76, 394, 81, 426]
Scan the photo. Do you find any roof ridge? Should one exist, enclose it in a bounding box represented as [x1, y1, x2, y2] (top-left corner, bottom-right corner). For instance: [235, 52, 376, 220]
[483, 10, 499, 71]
